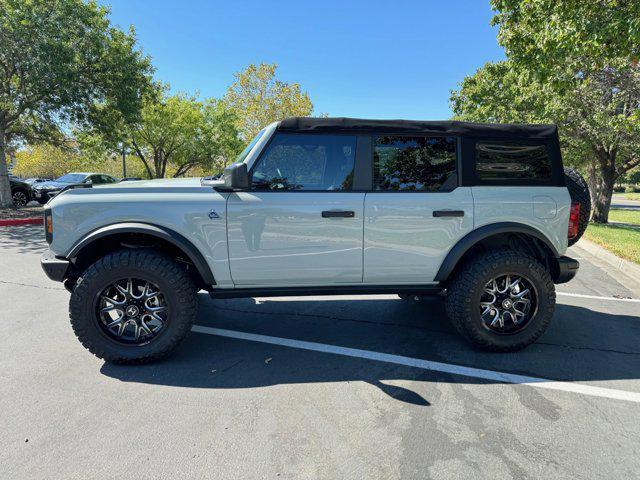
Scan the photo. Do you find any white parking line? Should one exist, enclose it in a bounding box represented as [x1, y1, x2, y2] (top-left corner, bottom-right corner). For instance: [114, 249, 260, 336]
[557, 292, 640, 303]
[191, 325, 640, 404]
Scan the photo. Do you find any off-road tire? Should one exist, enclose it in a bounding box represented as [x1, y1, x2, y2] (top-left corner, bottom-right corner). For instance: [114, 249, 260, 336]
[445, 250, 555, 352]
[69, 249, 198, 364]
[564, 167, 591, 246]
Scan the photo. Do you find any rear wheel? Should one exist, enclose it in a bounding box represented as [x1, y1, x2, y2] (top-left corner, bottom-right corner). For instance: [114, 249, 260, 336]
[445, 250, 555, 351]
[69, 249, 198, 364]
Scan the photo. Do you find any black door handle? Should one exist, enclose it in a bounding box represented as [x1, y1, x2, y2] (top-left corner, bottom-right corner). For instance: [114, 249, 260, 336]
[322, 210, 355, 218]
[433, 210, 465, 218]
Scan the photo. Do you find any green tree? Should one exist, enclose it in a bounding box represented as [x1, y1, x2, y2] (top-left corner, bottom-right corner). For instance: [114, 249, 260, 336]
[491, 0, 640, 85]
[12, 142, 126, 178]
[222, 63, 313, 141]
[90, 87, 242, 179]
[186, 99, 243, 176]
[128, 91, 202, 178]
[13, 144, 83, 179]
[451, 1, 640, 223]
[0, 0, 152, 207]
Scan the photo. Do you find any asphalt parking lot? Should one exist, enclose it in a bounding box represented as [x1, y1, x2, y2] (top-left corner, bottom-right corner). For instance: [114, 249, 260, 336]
[2, 225, 640, 479]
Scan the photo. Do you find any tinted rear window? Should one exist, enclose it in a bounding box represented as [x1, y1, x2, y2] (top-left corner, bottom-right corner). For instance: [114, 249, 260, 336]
[373, 136, 457, 191]
[475, 142, 551, 180]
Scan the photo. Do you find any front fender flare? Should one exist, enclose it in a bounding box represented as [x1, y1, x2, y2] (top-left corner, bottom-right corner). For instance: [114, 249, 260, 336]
[434, 222, 560, 282]
[66, 222, 216, 286]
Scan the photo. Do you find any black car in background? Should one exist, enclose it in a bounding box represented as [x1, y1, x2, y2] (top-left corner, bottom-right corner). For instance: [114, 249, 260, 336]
[23, 177, 52, 186]
[9, 176, 33, 206]
[31, 172, 118, 203]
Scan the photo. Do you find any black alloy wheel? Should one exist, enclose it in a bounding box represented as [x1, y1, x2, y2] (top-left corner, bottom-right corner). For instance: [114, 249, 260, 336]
[12, 189, 28, 206]
[69, 249, 198, 364]
[96, 278, 169, 345]
[479, 274, 537, 335]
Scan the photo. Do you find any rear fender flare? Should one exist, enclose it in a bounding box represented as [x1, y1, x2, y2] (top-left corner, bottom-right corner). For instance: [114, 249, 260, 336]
[435, 222, 560, 282]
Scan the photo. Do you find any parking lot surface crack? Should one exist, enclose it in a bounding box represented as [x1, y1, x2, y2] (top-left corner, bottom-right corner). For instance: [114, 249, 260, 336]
[0, 279, 66, 291]
[536, 341, 640, 356]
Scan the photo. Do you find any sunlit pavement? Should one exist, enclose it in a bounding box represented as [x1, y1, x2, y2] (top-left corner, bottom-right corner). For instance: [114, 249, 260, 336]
[2, 225, 639, 479]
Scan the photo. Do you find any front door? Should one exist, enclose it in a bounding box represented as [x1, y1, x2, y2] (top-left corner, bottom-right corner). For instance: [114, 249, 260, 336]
[227, 133, 364, 286]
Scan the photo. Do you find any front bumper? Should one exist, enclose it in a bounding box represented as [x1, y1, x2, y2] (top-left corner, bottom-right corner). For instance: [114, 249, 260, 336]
[555, 255, 579, 284]
[41, 249, 70, 282]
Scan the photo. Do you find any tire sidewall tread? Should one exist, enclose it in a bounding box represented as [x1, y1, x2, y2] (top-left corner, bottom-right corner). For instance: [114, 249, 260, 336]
[445, 249, 555, 352]
[69, 249, 198, 364]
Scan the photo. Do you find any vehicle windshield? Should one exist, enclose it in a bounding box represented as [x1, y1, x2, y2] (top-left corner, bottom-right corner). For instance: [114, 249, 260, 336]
[234, 128, 266, 164]
[55, 173, 87, 184]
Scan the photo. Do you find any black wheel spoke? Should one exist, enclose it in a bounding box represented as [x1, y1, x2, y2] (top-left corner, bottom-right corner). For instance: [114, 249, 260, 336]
[96, 277, 168, 345]
[480, 274, 537, 335]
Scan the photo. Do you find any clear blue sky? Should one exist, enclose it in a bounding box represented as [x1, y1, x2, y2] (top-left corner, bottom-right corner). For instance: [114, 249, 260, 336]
[103, 0, 505, 120]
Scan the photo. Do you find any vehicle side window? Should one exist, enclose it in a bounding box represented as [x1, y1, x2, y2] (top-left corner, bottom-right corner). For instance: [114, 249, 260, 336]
[373, 136, 457, 191]
[475, 142, 551, 180]
[251, 133, 356, 191]
[100, 175, 116, 184]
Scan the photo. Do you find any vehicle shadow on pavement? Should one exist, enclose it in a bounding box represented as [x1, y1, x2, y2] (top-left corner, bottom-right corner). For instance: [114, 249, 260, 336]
[0, 225, 47, 254]
[101, 294, 640, 406]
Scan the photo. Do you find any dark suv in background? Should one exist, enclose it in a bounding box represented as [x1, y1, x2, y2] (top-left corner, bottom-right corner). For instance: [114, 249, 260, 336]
[9, 176, 33, 206]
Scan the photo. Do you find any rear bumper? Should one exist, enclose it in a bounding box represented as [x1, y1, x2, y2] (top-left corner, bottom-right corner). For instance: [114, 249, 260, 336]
[555, 255, 579, 284]
[41, 249, 69, 282]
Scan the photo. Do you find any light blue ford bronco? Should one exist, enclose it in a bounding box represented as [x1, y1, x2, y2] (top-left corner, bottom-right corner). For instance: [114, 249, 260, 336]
[41, 117, 590, 363]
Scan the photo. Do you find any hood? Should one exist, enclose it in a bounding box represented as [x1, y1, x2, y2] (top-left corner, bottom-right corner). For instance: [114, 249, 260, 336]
[33, 180, 71, 190]
[108, 177, 203, 189]
[9, 177, 29, 187]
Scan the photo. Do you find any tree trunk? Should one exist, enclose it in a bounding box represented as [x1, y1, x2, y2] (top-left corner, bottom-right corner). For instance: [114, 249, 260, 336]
[153, 150, 163, 178]
[0, 124, 14, 208]
[131, 141, 154, 179]
[591, 161, 616, 224]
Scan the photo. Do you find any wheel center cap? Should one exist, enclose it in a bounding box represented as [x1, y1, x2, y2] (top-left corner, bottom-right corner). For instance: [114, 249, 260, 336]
[125, 305, 140, 317]
[502, 299, 513, 310]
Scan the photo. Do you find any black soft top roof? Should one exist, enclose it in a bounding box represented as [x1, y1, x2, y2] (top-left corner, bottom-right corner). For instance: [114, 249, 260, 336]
[277, 117, 558, 139]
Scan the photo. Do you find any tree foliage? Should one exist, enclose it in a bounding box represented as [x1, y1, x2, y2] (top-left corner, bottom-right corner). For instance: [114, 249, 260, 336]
[85, 62, 314, 179]
[451, 1, 640, 223]
[12, 143, 127, 179]
[491, 0, 640, 84]
[84, 86, 243, 179]
[222, 63, 313, 141]
[0, 0, 152, 206]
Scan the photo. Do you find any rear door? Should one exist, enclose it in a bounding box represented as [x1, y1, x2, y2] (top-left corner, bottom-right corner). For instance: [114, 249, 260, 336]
[363, 135, 474, 283]
[227, 133, 365, 286]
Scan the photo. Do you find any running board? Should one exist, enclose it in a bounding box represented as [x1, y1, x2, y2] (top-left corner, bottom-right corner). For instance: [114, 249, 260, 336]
[208, 284, 445, 299]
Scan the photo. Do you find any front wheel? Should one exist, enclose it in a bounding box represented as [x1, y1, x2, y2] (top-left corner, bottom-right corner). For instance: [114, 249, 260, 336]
[69, 249, 198, 364]
[445, 250, 555, 352]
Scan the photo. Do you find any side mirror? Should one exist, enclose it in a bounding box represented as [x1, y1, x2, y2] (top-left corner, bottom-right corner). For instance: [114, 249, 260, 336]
[220, 162, 249, 191]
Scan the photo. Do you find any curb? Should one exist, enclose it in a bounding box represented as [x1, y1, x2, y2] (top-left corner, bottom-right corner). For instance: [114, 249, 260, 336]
[575, 237, 640, 285]
[0, 217, 43, 227]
